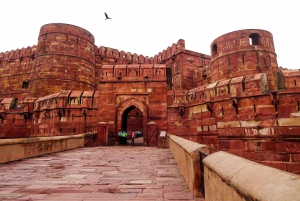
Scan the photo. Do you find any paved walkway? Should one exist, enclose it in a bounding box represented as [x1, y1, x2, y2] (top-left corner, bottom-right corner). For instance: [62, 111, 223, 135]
[0, 145, 202, 200]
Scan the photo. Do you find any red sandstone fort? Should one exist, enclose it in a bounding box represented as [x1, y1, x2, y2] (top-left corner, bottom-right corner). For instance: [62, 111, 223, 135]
[0, 23, 299, 174]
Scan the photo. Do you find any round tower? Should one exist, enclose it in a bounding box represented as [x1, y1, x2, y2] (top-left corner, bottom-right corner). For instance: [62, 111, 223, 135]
[209, 29, 278, 87]
[28, 23, 96, 97]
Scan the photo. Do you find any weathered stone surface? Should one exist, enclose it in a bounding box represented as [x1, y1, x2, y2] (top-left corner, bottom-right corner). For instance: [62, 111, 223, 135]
[0, 146, 193, 200]
[204, 151, 300, 201]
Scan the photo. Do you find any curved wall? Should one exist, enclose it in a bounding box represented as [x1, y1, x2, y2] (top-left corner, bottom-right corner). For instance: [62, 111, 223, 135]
[209, 29, 278, 83]
[28, 23, 96, 97]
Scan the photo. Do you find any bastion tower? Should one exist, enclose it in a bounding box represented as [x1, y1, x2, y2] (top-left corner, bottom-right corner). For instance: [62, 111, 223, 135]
[28, 23, 96, 97]
[209, 29, 279, 90]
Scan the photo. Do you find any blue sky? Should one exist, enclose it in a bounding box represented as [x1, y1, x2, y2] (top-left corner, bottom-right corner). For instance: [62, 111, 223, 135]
[0, 0, 299, 69]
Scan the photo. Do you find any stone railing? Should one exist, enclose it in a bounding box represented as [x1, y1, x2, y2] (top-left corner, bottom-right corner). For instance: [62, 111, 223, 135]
[168, 134, 213, 197]
[168, 134, 300, 200]
[0, 134, 85, 163]
[203, 151, 300, 201]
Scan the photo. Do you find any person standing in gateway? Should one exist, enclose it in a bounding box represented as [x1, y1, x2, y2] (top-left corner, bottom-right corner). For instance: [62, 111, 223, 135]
[122, 130, 127, 144]
[131, 130, 135, 145]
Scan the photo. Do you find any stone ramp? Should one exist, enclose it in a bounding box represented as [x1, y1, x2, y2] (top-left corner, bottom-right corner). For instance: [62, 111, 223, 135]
[0, 146, 203, 200]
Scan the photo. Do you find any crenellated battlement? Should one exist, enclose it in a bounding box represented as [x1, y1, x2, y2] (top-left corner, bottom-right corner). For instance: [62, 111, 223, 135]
[94, 39, 186, 65]
[95, 45, 151, 64]
[152, 39, 185, 64]
[0, 39, 186, 66]
[0, 45, 37, 62]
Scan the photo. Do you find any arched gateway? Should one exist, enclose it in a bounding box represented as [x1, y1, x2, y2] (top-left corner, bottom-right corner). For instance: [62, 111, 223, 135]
[116, 98, 148, 145]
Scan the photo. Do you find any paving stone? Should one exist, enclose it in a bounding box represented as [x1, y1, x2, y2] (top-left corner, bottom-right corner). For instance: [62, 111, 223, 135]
[102, 170, 119, 175]
[0, 193, 25, 199]
[17, 193, 49, 200]
[129, 180, 153, 184]
[120, 188, 143, 193]
[0, 146, 197, 200]
[80, 168, 96, 172]
[64, 174, 87, 179]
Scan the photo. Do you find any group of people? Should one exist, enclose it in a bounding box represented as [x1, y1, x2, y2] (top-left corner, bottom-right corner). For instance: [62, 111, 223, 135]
[118, 130, 136, 145]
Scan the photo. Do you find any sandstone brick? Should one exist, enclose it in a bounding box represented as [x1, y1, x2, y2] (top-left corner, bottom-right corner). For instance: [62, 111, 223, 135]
[276, 142, 300, 153]
[291, 153, 300, 162]
[218, 128, 245, 136]
[262, 141, 276, 152]
[286, 163, 300, 174]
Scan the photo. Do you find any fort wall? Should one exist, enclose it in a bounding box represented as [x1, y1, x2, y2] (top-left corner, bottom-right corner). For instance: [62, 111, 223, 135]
[31, 90, 99, 137]
[0, 134, 85, 163]
[168, 134, 300, 199]
[0, 46, 36, 100]
[180, 71, 300, 173]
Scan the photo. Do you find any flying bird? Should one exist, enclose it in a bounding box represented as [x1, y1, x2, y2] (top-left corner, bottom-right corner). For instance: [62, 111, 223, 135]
[105, 12, 111, 20]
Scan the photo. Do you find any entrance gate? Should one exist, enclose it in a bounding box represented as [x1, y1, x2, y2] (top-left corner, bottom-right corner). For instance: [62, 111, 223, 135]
[84, 122, 108, 146]
[146, 121, 158, 146]
[116, 98, 149, 145]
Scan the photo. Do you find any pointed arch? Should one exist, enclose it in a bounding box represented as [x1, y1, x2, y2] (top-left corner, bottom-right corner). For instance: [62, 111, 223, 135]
[128, 69, 138, 77]
[116, 98, 148, 144]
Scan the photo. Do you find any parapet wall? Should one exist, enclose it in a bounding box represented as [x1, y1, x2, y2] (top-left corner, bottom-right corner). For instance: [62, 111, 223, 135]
[0, 134, 85, 163]
[168, 134, 300, 200]
[0, 46, 37, 61]
[168, 134, 212, 197]
[203, 151, 300, 201]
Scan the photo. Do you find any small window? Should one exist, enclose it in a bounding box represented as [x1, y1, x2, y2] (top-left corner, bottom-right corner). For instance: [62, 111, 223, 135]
[249, 33, 261, 45]
[212, 44, 218, 55]
[22, 81, 29, 89]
